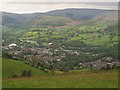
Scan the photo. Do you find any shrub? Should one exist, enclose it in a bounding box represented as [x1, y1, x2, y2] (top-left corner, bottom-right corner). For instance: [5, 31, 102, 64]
[21, 70, 26, 77]
[12, 74, 17, 78]
[26, 70, 32, 77]
[21, 70, 32, 77]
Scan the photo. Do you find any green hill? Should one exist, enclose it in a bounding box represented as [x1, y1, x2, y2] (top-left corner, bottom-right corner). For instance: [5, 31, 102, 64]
[2, 58, 51, 78]
[91, 11, 117, 25]
[2, 59, 118, 88]
[46, 8, 111, 20]
[27, 15, 74, 27]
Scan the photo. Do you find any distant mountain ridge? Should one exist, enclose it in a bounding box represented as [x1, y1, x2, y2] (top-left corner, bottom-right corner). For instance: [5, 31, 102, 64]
[2, 12, 42, 28]
[2, 8, 117, 28]
[46, 8, 112, 20]
[2, 8, 116, 28]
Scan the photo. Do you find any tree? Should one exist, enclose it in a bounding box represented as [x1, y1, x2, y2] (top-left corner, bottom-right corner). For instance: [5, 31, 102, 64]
[106, 63, 110, 70]
[90, 64, 93, 69]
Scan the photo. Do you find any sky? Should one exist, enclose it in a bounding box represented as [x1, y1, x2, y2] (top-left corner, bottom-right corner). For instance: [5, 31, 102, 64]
[0, 0, 119, 2]
[0, 0, 119, 14]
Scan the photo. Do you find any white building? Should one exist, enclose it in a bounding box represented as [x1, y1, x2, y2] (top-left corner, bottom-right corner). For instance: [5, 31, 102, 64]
[8, 43, 17, 48]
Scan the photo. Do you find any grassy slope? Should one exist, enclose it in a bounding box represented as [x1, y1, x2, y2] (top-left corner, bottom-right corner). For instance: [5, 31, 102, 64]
[3, 69, 118, 88]
[2, 58, 51, 78]
[2, 58, 118, 88]
[27, 15, 73, 27]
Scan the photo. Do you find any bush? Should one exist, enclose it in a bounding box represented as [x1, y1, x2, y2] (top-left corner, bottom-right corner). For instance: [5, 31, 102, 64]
[27, 70, 32, 77]
[12, 74, 17, 78]
[106, 64, 110, 70]
[21, 70, 32, 77]
[21, 70, 26, 77]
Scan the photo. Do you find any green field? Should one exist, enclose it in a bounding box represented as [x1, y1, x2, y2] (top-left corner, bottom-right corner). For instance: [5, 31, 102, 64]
[19, 21, 118, 48]
[2, 58, 51, 78]
[2, 58, 118, 88]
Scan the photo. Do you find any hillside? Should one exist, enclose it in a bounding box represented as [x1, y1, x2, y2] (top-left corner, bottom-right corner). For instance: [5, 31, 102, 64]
[2, 58, 119, 88]
[3, 68, 118, 88]
[2, 9, 117, 38]
[2, 12, 42, 28]
[27, 15, 75, 27]
[2, 8, 114, 28]
[2, 58, 51, 78]
[46, 8, 111, 20]
[91, 11, 118, 25]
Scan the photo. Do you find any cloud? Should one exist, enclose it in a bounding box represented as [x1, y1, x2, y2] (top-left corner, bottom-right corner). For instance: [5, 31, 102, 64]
[0, 0, 119, 2]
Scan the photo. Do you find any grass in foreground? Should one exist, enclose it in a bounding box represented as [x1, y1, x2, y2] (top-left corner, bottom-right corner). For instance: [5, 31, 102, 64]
[2, 58, 118, 88]
[3, 70, 118, 88]
[2, 58, 51, 78]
